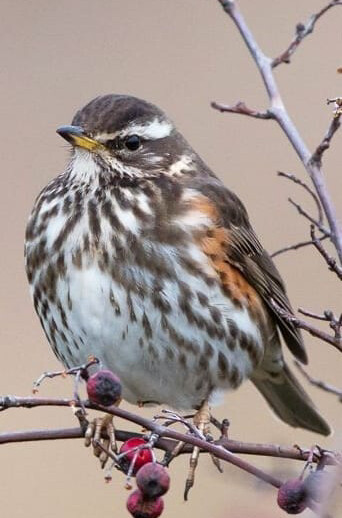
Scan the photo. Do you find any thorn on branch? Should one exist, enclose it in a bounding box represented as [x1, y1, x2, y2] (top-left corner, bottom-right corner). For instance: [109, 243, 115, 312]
[211, 101, 273, 120]
[272, 1, 342, 68]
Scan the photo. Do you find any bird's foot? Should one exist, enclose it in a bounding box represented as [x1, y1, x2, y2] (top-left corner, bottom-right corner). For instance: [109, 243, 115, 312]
[85, 414, 118, 468]
[183, 400, 213, 500]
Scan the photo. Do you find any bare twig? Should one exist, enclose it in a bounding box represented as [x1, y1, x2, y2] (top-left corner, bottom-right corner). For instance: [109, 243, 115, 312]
[288, 198, 329, 235]
[272, 0, 342, 67]
[215, 0, 342, 264]
[295, 361, 342, 400]
[310, 114, 342, 168]
[311, 225, 342, 280]
[277, 171, 325, 229]
[0, 422, 339, 466]
[0, 395, 282, 488]
[298, 308, 332, 321]
[271, 299, 342, 353]
[271, 236, 328, 259]
[211, 101, 272, 119]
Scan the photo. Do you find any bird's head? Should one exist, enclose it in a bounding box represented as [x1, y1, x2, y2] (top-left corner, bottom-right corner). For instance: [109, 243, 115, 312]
[57, 94, 195, 185]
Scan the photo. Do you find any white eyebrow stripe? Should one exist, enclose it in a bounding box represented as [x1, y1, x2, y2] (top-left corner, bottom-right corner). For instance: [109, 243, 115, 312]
[95, 118, 173, 142]
[125, 118, 173, 139]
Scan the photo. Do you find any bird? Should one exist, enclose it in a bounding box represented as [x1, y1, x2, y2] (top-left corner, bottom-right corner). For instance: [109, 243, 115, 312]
[25, 94, 330, 494]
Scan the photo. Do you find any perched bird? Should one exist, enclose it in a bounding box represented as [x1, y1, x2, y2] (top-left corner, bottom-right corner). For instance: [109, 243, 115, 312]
[25, 94, 330, 492]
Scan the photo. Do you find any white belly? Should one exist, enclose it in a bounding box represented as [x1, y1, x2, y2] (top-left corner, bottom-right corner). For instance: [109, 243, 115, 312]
[37, 257, 263, 409]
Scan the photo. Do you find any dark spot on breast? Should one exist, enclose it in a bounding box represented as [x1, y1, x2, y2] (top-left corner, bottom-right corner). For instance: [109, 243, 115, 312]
[109, 289, 121, 315]
[142, 312, 153, 339]
[197, 291, 209, 306]
[72, 247, 82, 269]
[204, 340, 214, 358]
[53, 209, 83, 252]
[101, 199, 124, 232]
[209, 306, 222, 324]
[126, 292, 137, 322]
[218, 351, 229, 379]
[88, 199, 101, 243]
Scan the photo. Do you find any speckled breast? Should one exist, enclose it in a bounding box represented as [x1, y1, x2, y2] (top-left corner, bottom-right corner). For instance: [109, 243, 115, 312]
[25, 172, 265, 410]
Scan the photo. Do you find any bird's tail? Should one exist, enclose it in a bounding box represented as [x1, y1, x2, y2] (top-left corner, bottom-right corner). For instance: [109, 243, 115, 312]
[251, 362, 331, 436]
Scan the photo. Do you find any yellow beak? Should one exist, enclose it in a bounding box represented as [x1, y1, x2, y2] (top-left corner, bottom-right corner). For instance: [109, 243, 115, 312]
[56, 125, 100, 151]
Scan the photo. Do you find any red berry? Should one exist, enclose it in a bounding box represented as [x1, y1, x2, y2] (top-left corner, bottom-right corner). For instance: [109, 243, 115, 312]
[136, 463, 170, 499]
[127, 489, 164, 518]
[119, 437, 153, 474]
[86, 370, 121, 406]
[277, 478, 308, 514]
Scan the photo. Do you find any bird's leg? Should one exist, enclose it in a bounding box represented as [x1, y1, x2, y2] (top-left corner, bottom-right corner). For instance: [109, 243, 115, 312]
[184, 399, 211, 501]
[84, 412, 119, 468]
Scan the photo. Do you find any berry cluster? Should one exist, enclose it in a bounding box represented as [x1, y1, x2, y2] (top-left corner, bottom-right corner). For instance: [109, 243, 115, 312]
[127, 463, 170, 518]
[85, 368, 331, 516]
[86, 369, 170, 517]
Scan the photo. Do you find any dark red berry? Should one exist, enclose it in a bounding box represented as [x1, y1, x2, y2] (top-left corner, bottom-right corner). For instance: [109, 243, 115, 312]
[304, 470, 330, 503]
[136, 463, 170, 499]
[119, 437, 153, 475]
[277, 478, 308, 514]
[127, 489, 164, 518]
[86, 370, 121, 406]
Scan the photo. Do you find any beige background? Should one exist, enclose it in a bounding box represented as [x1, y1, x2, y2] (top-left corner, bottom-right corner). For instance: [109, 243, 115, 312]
[0, 1, 341, 517]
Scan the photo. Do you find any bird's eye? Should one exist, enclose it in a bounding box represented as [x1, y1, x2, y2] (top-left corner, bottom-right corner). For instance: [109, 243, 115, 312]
[124, 135, 141, 151]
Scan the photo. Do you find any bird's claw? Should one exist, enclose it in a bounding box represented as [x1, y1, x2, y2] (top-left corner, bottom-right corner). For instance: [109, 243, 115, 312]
[85, 414, 117, 468]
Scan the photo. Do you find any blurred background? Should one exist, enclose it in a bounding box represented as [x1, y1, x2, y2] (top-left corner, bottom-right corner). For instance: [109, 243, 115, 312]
[0, 1, 341, 516]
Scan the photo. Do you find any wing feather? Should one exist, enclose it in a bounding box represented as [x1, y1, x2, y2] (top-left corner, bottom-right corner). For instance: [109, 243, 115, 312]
[186, 176, 308, 364]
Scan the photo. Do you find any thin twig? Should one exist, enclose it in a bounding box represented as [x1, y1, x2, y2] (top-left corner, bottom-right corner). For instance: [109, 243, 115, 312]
[298, 308, 331, 321]
[271, 299, 342, 353]
[310, 114, 342, 168]
[277, 171, 325, 228]
[271, 236, 328, 258]
[288, 198, 329, 235]
[211, 101, 272, 119]
[295, 361, 342, 400]
[0, 423, 338, 466]
[311, 225, 342, 280]
[272, 0, 342, 67]
[215, 0, 342, 264]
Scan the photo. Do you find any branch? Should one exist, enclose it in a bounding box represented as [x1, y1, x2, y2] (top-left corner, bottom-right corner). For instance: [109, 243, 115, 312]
[0, 395, 283, 488]
[271, 236, 328, 259]
[311, 225, 342, 280]
[310, 113, 342, 168]
[1, 424, 338, 466]
[211, 101, 272, 119]
[277, 171, 326, 230]
[215, 0, 342, 265]
[295, 361, 342, 400]
[288, 197, 328, 235]
[0, 393, 340, 501]
[298, 307, 342, 343]
[271, 300, 342, 353]
[272, 1, 342, 68]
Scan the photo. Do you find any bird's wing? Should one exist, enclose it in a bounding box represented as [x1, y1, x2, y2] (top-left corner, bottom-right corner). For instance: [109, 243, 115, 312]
[187, 176, 308, 364]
